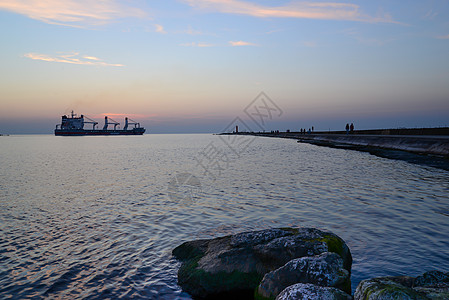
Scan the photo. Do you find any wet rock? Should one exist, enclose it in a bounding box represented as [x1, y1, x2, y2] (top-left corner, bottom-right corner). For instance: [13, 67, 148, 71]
[414, 270, 449, 300]
[276, 283, 352, 300]
[414, 270, 449, 287]
[256, 252, 350, 299]
[354, 271, 449, 300]
[172, 227, 352, 299]
[413, 286, 449, 300]
[354, 276, 426, 300]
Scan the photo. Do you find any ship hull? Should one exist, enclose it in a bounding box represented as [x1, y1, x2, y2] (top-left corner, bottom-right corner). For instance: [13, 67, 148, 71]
[55, 128, 145, 136]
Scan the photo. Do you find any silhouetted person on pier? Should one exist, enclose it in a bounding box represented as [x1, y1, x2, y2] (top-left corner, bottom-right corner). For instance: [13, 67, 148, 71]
[350, 123, 354, 134]
[345, 123, 350, 134]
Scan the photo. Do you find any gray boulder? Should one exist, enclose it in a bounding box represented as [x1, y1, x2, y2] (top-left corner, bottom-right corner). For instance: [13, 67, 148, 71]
[414, 270, 449, 287]
[354, 271, 449, 300]
[256, 252, 351, 299]
[172, 227, 352, 299]
[276, 283, 352, 300]
[354, 276, 425, 300]
[414, 271, 449, 300]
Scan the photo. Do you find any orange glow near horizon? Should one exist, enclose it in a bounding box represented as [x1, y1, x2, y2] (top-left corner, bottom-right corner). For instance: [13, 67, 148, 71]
[0, 0, 448, 133]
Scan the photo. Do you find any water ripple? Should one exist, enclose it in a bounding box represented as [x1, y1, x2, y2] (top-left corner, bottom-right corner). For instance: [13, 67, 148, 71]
[0, 134, 448, 298]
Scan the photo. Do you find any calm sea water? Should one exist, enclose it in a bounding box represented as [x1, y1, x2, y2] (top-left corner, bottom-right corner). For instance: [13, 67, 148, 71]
[1, 134, 448, 299]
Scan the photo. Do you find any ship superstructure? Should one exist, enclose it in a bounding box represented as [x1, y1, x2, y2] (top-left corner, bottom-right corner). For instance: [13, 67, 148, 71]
[55, 111, 145, 136]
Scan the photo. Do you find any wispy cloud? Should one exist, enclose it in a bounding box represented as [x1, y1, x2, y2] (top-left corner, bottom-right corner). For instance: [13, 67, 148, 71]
[184, 25, 203, 35]
[183, 0, 394, 23]
[423, 9, 438, 20]
[83, 56, 100, 61]
[303, 41, 317, 47]
[155, 24, 167, 34]
[265, 29, 284, 35]
[341, 28, 394, 46]
[0, 0, 145, 27]
[180, 42, 214, 47]
[229, 40, 257, 46]
[437, 34, 449, 40]
[24, 52, 124, 67]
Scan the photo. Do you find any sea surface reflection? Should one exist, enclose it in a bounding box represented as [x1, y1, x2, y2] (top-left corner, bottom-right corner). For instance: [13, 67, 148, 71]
[1, 134, 448, 299]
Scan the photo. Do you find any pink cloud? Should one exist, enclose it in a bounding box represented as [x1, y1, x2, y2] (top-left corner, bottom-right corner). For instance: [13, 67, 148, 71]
[183, 0, 394, 23]
[24, 52, 124, 67]
[229, 40, 257, 46]
[0, 0, 146, 27]
[155, 24, 167, 34]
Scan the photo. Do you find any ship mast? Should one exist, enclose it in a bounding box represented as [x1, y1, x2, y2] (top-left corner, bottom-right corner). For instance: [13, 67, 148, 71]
[124, 117, 140, 130]
[103, 116, 120, 130]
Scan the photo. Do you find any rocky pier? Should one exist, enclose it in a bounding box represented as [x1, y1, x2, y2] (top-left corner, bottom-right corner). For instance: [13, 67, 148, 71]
[219, 131, 449, 158]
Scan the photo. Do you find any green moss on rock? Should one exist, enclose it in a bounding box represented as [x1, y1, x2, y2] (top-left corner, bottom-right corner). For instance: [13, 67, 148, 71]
[173, 227, 353, 299]
[321, 235, 345, 257]
[355, 277, 427, 300]
[305, 234, 352, 272]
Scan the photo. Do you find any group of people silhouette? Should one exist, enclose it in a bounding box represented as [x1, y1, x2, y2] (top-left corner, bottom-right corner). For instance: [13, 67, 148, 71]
[345, 123, 354, 134]
[300, 126, 314, 134]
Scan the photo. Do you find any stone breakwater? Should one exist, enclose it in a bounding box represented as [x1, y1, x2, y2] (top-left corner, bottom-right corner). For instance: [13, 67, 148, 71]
[296, 134, 449, 157]
[220, 132, 449, 157]
[172, 228, 449, 300]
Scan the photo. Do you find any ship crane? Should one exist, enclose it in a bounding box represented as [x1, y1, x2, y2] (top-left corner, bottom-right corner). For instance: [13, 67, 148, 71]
[123, 117, 141, 130]
[82, 115, 98, 130]
[103, 116, 120, 130]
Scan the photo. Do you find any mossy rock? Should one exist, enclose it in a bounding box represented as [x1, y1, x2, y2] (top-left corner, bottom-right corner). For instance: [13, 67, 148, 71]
[277, 283, 352, 300]
[255, 252, 351, 300]
[314, 234, 352, 272]
[354, 277, 427, 300]
[172, 227, 352, 299]
[414, 270, 449, 300]
[355, 271, 449, 300]
[414, 270, 449, 288]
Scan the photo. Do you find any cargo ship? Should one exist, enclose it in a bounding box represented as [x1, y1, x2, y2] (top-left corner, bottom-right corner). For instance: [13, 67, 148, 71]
[55, 111, 145, 136]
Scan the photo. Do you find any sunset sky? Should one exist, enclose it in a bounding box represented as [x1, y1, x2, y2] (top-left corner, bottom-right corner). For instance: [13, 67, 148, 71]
[1, 0, 448, 133]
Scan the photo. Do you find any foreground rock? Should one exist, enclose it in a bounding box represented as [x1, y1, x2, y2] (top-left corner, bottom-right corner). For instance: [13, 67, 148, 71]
[354, 276, 424, 300]
[276, 283, 352, 300]
[414, 271, 449, 300]
[256, 252, 351, 299]
[172, 227, 352, 299]
[354, 270, 449, 300]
